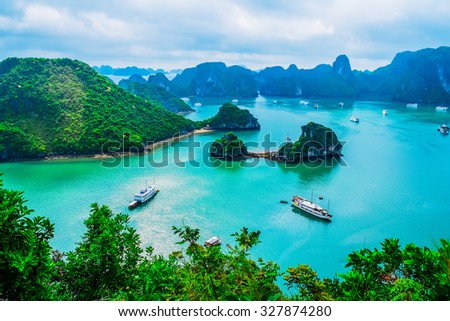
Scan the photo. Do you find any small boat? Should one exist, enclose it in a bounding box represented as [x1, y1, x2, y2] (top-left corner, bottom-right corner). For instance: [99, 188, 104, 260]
[436, 106, 448, 112]
[128, 183, 159, 209]
[272, 100, 278, 104]
[350, 115, 359, 123]
[204, 236, 221, 248]
[314, 103, 319, 109]
[292, 195, 332, 221]
[194, 102, 202, 107]
[280, 200, 288, 204]
[438, 124, 449, 135]
[382, 109, 389, 115]
[406, 103, 418, 109]
[232, 99, 238, 104]
[299, 100, 309, 106]
[338, 102, 344, 107]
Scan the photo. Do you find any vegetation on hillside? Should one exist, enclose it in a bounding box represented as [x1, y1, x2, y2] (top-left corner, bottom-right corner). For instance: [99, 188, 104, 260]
[200, 103, 261, 130]
[119, 76, 193, 113]
[0, 58, 195, 160]
[1, 175, 449, 301]
[210, 132, 249, 160]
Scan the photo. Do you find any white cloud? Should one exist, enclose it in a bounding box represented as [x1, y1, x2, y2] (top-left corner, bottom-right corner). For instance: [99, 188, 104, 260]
[0, 0, 449, 71]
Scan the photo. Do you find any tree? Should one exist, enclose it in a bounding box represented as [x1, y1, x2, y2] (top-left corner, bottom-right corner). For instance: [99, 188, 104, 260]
[338, 238, 450, 300]
[0, 174, 55, 300]
[63, 203, 143, 300]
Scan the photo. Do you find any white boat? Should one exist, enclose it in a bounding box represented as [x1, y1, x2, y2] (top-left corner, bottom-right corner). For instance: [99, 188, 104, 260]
[350, 115, 359, 122]
[338, 102, 344, 107]
[299, 100, 309, 105]
[382, 109, 389, 115]
[292, 195, 332, 221]
[406, 103, 418, 109]
[129, 184, 159, 209]
[436, 106, 448, 112]
[232, 99, 238, 104]
[204, 236, 221, 247]
[194, 102, 202, 107]
[438, 124, 449, 135]
[314, 103, 319, 109]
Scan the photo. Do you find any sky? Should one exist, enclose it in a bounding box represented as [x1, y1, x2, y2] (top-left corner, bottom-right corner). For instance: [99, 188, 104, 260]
[0, 0, 449, 72]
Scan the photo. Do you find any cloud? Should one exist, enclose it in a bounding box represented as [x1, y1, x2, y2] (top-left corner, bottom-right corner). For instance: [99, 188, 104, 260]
[0, 0, 449, 71]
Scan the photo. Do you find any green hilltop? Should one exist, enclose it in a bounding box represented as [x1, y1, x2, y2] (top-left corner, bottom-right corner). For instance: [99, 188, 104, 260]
[0, 58, 195, 160]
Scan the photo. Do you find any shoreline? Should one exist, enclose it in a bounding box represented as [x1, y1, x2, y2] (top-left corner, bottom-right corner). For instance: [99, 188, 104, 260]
[1, 129, 216, 163]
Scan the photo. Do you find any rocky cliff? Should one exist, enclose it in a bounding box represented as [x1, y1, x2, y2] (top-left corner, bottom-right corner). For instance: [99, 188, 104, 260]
[278, 122, 342, 162]
[256, 55, 358, 97]
[171, 62, 258, 97]
[356, 46, 450, 103]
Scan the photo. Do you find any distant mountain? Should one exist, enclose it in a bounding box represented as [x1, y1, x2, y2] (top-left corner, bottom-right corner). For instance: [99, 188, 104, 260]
[256, 55, 358, 97]
[356, 46, 450, 103]
[0, 58, 194, 160]
[93, 65, 168, 76]
[171, 62, 258, 97]
[118, 74, 193, 113]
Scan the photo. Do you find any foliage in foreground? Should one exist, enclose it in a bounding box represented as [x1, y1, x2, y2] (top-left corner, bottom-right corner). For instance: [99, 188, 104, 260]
[1, 177, 449, 301]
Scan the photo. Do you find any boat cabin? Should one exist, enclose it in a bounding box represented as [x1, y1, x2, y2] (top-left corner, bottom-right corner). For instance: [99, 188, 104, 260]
[204, 236, 221, 248]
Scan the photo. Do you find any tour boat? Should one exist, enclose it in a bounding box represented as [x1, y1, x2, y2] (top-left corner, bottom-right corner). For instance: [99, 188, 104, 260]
[350, 115, 359, 123]
[292, 195, 332, 221]
[438, 124, 449, 135]
[128, 184, 159, 209]
[204, 236, 221, 247]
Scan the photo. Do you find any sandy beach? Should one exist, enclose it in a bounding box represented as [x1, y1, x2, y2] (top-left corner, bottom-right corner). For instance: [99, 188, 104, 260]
[43, 128, 215, 161]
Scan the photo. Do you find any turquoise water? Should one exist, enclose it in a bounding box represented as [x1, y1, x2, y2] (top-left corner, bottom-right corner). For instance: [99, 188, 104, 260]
[1, 96, 449, 282]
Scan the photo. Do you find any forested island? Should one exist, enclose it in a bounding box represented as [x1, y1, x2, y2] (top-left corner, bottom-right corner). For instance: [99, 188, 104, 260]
[0, 57, 260, 161]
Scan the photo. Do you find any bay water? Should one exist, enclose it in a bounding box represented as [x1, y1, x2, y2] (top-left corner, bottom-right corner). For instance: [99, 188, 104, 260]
[1, 96, 449, 288]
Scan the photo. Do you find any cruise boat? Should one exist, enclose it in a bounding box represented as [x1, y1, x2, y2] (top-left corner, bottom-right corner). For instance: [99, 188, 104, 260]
[350, 115, 359, 123]
[438, 124, 449, 135]
[292, 195, 332, 221]
[128, 184, 159, 209]
[204, 236, 221, 248]
[406, 103, 418, 109]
